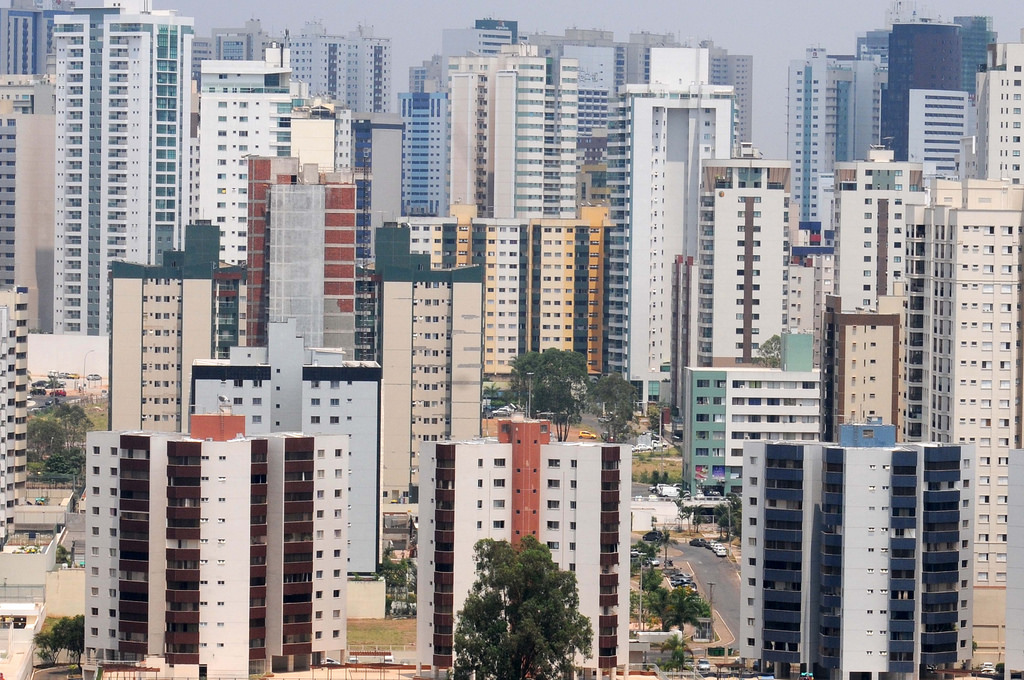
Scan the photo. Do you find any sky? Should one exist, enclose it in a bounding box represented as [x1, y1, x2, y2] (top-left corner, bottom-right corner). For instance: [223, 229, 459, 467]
[156, 0, 1024, 158]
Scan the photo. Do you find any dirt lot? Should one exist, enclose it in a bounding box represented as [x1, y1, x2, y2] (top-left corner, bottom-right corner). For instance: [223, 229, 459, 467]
[347, 618, 416, 648]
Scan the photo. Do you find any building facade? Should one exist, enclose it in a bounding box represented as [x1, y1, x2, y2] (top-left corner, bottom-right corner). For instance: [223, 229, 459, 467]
[0, 286, 27, 541]
[448, 45, 578, 220]
[373, 226, 483, 502]
[399, 90, 448, 217]
[245, 157, 358, 351]
[198, 49, 293, 265]
[903, 178, 1022, 661]
[974, 35, 1024, 184]
[83, 421, 349, 679]
[407, 204, 609, 376]
[109, 224, 244, 433]
[0, 0, 60, 76]
[417, 417, 630, 677]
[821, 294, 903, 442]
[52, 0, 193, 335]
[608, 47, 734, 400]
[787, 48, 885, 226]
[290, 22, 390, 113]
[741, 425, 974, 679]
[190, 319, 382, 574]
[683, 335, 820, 496]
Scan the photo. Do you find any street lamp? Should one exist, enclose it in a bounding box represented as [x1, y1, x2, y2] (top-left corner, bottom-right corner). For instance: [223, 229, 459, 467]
[82, 349, 96, 392]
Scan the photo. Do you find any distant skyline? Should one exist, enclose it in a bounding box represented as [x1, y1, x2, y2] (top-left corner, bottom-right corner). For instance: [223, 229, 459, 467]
[155, 1, 1024, 157]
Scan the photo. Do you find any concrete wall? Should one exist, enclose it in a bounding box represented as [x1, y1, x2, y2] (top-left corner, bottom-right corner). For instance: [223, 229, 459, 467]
[44, 568, 85, 617]
[346, 579, 386, 619]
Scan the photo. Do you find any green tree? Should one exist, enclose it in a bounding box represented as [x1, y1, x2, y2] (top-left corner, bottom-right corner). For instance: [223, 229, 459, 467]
[378, 549, 415, 616]
[662, 586, 711, 631]
[510, 350, 588, 441]
[713, 495, 742, 540]
[52, 404, 93, 452]
[588, 374, 636, 442]
[52, 615, 84, 667]
[659, 634, 693, 671]
[45, 448, 85, 476]
[34, 628, 60, 665]
[676, 503, 694, 533]
[454, 536, 592, 680]
[754, 334, 782, 368]
[28, 416, 65, 461]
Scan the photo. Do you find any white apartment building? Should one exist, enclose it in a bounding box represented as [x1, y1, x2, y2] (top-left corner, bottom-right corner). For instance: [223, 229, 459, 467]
[290, 22, 390, 113]
[190, 319, 382, 574]
[788, 49, 885, 226]
[688, 150, 789, 368]
[52, 0, 193, 336]
[448, 45, 578, 220]
[84, 422, 349, 679]
[1007, 453, 1024, 675]
[608, 47, 734, 398]
[0, 286, 26, 542]
[907, 89, 972, 177]
[832, 148, 926, 310]
[198, 48, 293, 265]
[904, 178, 1022, 662]
[417, 417, 631, 677]
[974, 33, 1024, 184]
[742, 426, 973, 679]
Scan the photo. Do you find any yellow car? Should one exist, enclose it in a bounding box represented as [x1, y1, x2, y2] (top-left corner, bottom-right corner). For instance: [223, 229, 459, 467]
[578, 430, 598, 440]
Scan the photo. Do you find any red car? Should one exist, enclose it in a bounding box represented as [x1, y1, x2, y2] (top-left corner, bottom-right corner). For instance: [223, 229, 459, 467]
[50, 389, 66, 397]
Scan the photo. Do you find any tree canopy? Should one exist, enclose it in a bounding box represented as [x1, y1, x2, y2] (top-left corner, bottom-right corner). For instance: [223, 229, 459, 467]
[454, 536, 592, 680]
[510, 350, 588, 441]
[588, 374, 636, 442]
[754, 334, 781, 368]
[34, 615, 84, 667]
[27, 404, 93, 479]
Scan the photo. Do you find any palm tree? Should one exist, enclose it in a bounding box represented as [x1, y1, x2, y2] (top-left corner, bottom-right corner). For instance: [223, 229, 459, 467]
[659, 633, 692, 670]
[677, 502, 693, 533]
[664, 586, 711, 632]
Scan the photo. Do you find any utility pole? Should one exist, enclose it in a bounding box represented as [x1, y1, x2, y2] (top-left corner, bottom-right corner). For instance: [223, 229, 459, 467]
[708, 581, 715, 643]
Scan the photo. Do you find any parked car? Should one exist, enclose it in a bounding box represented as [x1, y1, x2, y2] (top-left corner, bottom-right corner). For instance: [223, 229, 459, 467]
[578, 430, 598, 440]
[697, 659, 712, 673]
[51, 389, 66, 397]
[689, 537, 707, 547]
[979, 663, 996, 675]
[32, 380, 47, 388]
[632, 443, 652, 453]
[87, 373, 102, 381]
[30, 387, 45, 396]
[714, 545, 728, 557]
[323, 658, 341, 666]
[643, 530, 664, 542]
[642, 557, 660, 567]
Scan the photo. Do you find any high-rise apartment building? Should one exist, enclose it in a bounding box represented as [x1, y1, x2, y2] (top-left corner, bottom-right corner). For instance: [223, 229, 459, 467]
[903, 178, 1022, 661]
[608, 48, 734, 400]
[881, 21, 963, 162]
[1007, 453, 1024, 675]
[821, 294, 903, 442]
[0, 286, 27, 541]
[198, 48, 294, 265]
[109, 224, 245, 433]
[683, 149, 789, 370]
[245, 157, 358, 351]
[974, 34, 1024, 184]
[448, 45, 578, 220]
[373, 226, 482, 502]
[83, 419, 349, 678]
[417, 417, 630, 677]
[407, 204, 609, 375]
[290, 22, 390, 113]
[52, 0, 193, 336]
[832, 148, 925, 309]
[399, 90, 448, 217]
[701, 40, 753, 144]
[682, 334, 820, 496]
[787, 48, 885, 225]
[0, 76, 55, 330]
[0, 0, 60, 76]
[741, 425, 974, 678]
[441, 19, 517, 66]
[352, 113, 403, 257]
[190, 319, 382, 574]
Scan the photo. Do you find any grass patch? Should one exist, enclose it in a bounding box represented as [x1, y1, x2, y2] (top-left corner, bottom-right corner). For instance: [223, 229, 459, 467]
[633, 449, 684, 485]
[347, 618, 416, 648]
[82, 400, 108, 431]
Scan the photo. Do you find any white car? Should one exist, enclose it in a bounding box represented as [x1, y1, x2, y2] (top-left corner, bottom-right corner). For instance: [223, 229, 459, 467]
[714, 545, 728, 557]
[632, 444, 652, 453]
[697, 659, 712, 673]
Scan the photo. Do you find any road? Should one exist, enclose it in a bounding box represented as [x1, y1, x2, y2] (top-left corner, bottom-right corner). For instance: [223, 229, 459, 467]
[650, 533, 742, 651]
